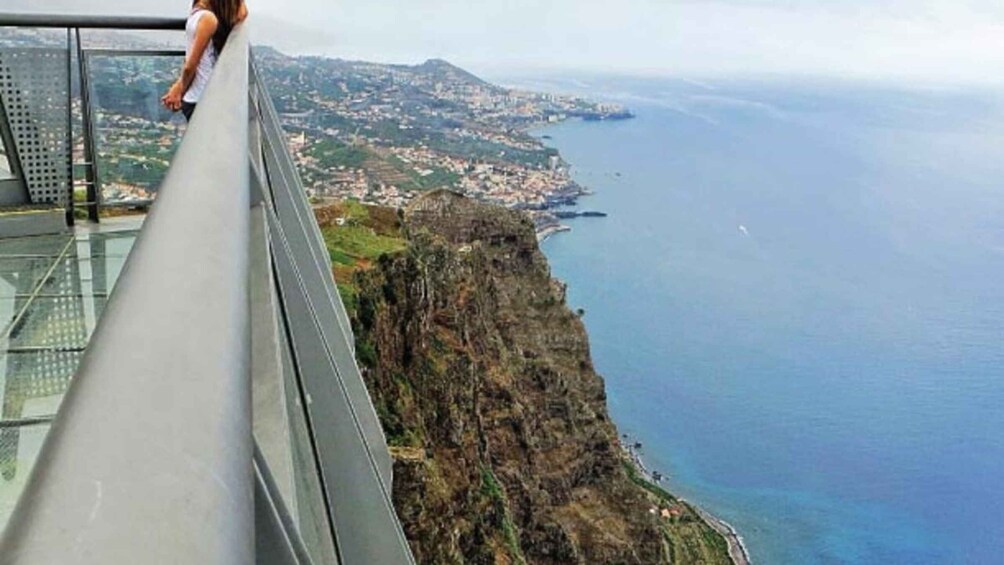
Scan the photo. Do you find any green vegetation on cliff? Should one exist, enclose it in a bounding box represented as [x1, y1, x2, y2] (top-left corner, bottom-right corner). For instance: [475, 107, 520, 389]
[314, 200, 406, 317]
[621, 462, 732, 564]
[307, 139, 373, 169]
[481, 465, 528, 565]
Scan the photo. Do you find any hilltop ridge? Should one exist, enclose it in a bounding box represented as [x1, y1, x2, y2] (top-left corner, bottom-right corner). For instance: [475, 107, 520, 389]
[411, 58, 498, 89]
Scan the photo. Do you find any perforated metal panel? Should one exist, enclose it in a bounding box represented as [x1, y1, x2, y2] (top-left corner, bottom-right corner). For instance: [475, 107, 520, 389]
[0, 130, 14, 180]
[0, 48, 69, 206]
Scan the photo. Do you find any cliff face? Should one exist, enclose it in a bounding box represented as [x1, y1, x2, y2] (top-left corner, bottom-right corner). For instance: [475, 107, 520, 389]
[339, 192, 728, 564]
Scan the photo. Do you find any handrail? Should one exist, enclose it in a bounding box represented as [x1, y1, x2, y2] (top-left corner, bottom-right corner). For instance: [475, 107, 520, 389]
[0, 13, 186, 30]
[0, 22, 252, 565]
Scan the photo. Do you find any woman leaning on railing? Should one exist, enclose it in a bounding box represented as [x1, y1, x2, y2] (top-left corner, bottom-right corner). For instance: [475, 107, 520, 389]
[161, 0, 248, 121]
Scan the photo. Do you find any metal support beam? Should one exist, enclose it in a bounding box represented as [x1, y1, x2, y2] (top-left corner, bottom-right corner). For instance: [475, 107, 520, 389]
[255, 443, 316, 565]
[83, 49, 186, 58]
[65, 29, 74, 226]
[251, 202, 298, 516]
[76, 35, 100, 222]
[0, 14, 186, 30]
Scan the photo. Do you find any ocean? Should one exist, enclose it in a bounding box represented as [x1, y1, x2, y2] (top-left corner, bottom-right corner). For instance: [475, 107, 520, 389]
[509, 75, 1004, 564]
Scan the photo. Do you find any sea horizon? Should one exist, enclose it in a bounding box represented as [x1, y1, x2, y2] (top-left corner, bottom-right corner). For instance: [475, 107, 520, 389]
[520, 74, 1004, 564]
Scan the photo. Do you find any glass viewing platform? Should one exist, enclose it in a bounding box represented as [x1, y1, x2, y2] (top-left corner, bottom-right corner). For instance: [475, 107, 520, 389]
[0, 219, 139, 526]
[0, 12, 415, 565]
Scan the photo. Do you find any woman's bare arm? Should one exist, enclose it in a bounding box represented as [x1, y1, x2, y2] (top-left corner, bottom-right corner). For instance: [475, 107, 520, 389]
[237, 2, 249, 24]
[161, 12, 219, 111]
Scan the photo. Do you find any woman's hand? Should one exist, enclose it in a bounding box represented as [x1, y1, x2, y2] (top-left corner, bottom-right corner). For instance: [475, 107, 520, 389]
[161, 82, 184, 112]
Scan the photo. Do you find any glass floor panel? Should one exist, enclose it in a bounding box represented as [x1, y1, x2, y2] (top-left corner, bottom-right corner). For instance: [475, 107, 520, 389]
[4, 296, 102, 350]
[0, 351, 83, 420]
[0, 235, 72, 258]
[76, 233, 137, 258]
[40, 257, 130, 297]
[0, 225, 140, 532]
[0, 423, 50, 523]
[0, 257, 71, 300]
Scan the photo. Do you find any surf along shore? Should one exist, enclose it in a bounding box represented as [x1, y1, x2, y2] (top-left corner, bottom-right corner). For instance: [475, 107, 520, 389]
[622, 437, 752, 565]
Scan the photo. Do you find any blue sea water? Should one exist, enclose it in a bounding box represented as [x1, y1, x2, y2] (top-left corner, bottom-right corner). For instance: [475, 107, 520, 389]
[515, 76, 1004, 564]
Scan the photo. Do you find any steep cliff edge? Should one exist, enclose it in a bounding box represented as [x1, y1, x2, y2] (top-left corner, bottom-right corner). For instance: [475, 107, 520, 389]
[319, 192, 733, 564]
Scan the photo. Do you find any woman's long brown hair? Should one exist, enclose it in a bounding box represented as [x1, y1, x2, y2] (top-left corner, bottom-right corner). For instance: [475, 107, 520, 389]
[207, 0, 242, 54]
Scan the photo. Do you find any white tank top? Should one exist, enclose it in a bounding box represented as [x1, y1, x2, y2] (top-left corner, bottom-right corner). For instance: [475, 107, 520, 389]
[183, 9, 218, 104]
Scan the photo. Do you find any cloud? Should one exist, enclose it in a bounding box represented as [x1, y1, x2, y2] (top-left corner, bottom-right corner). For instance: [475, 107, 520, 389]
[275, 0, 1004, 85]
[6, 0, 1004, 84]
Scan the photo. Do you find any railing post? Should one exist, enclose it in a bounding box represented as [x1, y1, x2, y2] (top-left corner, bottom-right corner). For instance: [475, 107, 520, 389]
[75, 28, 100, 222]
[65, 28, 74, 226]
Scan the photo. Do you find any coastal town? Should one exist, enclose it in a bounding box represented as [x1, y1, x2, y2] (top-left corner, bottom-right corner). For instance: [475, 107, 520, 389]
[2, 28, 634, 237]
[252, 48, 633, 238]
[0, 18, 630, 235]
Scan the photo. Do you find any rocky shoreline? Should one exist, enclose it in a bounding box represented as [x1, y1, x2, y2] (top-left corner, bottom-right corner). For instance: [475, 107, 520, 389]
[536, 223, 571, 242]
[694, 505, 753, 565]
[621, 437, 752, 565]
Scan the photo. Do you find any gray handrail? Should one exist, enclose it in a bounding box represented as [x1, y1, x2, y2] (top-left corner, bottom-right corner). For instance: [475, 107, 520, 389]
[0, 23, 252, 565]
[0, 13, 186, 29]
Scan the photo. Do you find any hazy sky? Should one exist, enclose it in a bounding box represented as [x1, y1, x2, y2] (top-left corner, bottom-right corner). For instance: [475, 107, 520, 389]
[11, 0, 1004, 84]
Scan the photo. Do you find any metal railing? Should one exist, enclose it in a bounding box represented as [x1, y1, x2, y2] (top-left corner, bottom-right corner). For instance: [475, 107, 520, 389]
[0, 19, 251, 565]
[0, 13, 188, 225]
[0, 14, 185, 30]
[78, 47, 186, 213]
[0, 13, 417, 564]
[252, 63, 415, 564]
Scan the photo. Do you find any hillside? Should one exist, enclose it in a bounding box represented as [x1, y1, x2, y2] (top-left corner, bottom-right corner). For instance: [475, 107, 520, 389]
[315, 193, 733, 564]
[0, 27, 625, 230]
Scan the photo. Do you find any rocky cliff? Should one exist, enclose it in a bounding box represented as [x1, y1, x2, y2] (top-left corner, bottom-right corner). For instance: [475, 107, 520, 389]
[323, 192, 732, 564]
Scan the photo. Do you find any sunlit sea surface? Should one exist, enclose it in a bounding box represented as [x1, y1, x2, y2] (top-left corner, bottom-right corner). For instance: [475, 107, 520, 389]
[505, 74, 1004, 564]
